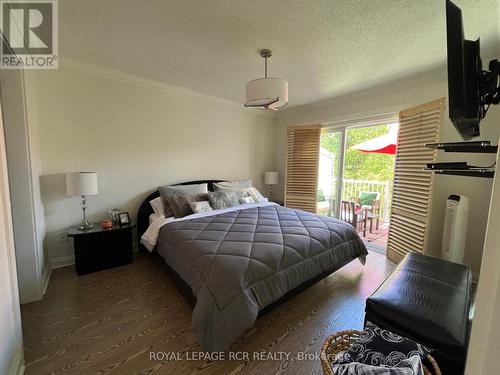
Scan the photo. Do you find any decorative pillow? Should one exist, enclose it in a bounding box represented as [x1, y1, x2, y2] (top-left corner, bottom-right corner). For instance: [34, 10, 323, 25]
[159, 183, 208, 217]
[149, 197, 165, 216]
[334, 322, 431, 367]
[214, 184, 268, 204]
[239, 196, 255, 204]
[213, 180, 252, 190]
[245, 187, 267, 203]
[208, 191, 241, 209]
[359, 192, 378, 206]
[189, 200, 213, 213]
[167, 192, 209, 218]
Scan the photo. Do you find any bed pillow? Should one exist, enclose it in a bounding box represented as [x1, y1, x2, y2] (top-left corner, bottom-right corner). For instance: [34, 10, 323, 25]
[159, 183, 208, 216]
[208, 191, 241, 209]
[149, 197, 165, 216]
[167, 192, 209, 218]
[189, 200, 213, 213]
[245, 187, 267, 203]
[239, 196, 255, 204]
[213, 180, 252, 190]
[214, 184, 267, 204]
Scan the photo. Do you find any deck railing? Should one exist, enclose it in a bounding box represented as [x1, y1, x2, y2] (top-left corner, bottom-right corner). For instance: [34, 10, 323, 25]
[342, 179, 392, 220]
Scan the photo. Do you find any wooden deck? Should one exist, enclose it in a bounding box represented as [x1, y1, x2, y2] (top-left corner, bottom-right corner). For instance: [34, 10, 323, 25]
[359, 220, 389, 253]
[21, 251, 394, 375]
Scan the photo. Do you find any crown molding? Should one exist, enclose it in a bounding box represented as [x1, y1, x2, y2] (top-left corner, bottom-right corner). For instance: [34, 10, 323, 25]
[280, 69, 447, 119]
[59, 56, 275, 118]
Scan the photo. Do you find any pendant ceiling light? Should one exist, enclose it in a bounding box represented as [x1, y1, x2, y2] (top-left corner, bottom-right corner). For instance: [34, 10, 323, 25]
[245, 49, 288, 111]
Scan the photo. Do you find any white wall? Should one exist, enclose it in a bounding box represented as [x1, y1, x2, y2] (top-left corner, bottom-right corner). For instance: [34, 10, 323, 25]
[465, 8, 500, 372]
[275, 79, 500, 273]
[0, 92, 24, 375]
[465, 138, 500, 374]
[1, 69, 48, 304]
[26, 60, 277, 266]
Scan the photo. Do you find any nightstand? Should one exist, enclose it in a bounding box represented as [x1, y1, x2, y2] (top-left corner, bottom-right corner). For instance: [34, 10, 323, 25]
[68, 224, 135, 275]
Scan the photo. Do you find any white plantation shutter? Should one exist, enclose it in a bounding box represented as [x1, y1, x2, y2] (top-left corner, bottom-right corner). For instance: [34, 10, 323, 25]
[387, 98, 445, 263]
[285, 125, 321, 212]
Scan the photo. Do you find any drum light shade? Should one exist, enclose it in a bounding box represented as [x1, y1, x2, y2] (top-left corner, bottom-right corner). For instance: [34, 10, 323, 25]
[264, 171, 279, 185]
[66, 172, 98, 196]
[244, 49, 288, 110]
[246, 78, 288, 109]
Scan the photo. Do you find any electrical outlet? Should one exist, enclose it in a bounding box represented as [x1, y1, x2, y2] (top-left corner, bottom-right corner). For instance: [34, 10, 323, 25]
[59, 232, 69, 243]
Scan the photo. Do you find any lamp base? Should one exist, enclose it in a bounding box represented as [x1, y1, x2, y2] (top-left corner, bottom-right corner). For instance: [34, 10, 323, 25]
[77, 195, 93, 230]
[77, 223, 94, 231]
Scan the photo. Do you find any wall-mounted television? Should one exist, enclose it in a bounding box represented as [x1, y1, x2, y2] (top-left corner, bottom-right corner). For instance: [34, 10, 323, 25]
[446, 0, 499, 140]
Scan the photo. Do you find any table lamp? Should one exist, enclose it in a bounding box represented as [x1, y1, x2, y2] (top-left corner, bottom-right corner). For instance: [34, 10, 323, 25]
[66, 172, 98, 230]
[264, 171, 279, 198]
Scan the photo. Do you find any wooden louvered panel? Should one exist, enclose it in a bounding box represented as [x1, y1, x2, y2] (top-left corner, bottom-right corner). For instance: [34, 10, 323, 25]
[393, 176, 432, 187]
[398, 117, 443, 130]
[386, 98, 445, 263]
[285, 125, 321, 213]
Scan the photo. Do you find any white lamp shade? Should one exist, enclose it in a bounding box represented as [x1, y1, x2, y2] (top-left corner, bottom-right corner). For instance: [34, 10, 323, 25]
[66, 172, 98, 196]
[245, 78, 288, 109]
[264, 171, 279, 185]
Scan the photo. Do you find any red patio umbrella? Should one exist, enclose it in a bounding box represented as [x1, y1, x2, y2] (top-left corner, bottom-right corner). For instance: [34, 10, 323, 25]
[351, 124, 398, 155]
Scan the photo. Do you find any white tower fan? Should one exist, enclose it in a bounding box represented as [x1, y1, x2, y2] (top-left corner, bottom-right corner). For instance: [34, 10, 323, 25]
[441, 194, 469, 264]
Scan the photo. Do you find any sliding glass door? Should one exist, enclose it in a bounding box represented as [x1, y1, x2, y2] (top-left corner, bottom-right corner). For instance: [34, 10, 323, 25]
[317, 121, 397, 254]
[317, 129, 345, 218]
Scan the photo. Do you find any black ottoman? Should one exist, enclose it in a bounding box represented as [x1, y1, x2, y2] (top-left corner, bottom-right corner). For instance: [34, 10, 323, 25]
[365, 252, 472, 374]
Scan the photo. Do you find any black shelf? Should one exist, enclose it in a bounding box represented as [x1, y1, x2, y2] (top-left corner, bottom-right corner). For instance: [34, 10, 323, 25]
[441, 145, 498, 153]
[424, 169, 495, 178]
[424, 141, 498, 153]
[424, 141, 497, 179]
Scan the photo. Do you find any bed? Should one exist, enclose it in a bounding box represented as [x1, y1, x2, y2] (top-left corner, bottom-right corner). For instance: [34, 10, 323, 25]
[137, 180, 368, 352]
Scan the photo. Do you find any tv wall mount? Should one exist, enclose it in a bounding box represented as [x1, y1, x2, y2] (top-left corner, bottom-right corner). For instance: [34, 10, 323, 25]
[480, 59, 500, 119]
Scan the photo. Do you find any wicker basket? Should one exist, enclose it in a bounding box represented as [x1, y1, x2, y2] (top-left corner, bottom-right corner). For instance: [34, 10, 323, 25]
[320, 330, 441, 375]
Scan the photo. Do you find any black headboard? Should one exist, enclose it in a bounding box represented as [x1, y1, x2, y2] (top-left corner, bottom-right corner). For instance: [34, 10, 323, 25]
[136, 180, 224, 251]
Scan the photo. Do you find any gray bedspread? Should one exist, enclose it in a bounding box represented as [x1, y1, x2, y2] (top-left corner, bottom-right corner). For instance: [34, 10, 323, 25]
[156, 204, 367, 352]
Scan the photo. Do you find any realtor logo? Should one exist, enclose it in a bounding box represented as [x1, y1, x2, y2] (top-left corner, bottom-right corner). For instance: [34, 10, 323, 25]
[0, 0, 58, 69]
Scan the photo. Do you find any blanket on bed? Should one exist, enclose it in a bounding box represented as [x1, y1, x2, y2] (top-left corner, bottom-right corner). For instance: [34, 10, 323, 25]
[155, 204, 368, 352]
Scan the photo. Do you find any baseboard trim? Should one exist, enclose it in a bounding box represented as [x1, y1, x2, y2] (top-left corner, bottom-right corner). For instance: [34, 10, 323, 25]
[41, 266, 52, 295]
[8, 346, 24, 375]
[472, 271, 480, 284]
[50, 255, 75, 269]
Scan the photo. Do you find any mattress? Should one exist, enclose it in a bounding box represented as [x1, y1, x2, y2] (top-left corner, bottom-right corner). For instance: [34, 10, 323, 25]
[155, 203, 368, 352]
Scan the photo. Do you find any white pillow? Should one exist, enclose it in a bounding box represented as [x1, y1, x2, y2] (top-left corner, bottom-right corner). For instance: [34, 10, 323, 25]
[150, 197, 166, 216]
[244, 187, 268, 203]
[189, 200, 213, 213]
[213, 180, 252, 190]
[239, 196, 255, 204]
[214, 184, 267, 203]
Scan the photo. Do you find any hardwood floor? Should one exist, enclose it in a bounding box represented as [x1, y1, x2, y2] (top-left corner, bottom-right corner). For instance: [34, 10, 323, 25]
[21, 251, 395, 375]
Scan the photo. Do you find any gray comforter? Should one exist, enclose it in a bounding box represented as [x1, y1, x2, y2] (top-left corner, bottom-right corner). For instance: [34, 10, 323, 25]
[156, 204, 367, 352]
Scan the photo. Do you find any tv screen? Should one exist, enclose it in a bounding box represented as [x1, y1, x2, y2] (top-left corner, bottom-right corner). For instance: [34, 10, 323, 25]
[446, 0, 482, 140]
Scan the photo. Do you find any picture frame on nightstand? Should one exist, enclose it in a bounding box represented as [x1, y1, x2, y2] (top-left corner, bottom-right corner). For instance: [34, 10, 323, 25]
[117, 211, 130, 227]
[108, 208, 121, 224]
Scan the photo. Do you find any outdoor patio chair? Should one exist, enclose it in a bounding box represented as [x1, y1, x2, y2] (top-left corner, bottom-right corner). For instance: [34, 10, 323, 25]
[352, 192, 381, 236]
[366, 199, 381, 233]
[340, 200, 366, 231]
[352, 191, 380, 208]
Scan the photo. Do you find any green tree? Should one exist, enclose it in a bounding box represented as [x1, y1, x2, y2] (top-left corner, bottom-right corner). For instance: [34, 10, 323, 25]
[320, 124, 395, 182]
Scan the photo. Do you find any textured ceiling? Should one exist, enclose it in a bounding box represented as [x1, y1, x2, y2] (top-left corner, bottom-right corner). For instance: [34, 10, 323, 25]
[59, 0, 499, 107]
